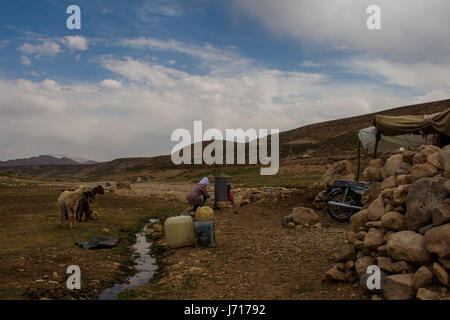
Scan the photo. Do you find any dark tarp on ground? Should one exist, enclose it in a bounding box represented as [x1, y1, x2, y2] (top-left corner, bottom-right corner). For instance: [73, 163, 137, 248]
[375, 109, 450, 136]
[75, 237, 120, 249]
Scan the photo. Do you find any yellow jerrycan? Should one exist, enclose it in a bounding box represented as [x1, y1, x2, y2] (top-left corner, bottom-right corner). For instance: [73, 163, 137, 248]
[164, 215, 195, 248]
[195, 206, 214, 221]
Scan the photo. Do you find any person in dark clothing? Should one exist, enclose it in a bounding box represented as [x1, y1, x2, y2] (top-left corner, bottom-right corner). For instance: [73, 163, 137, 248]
[186, 177, 211, 212]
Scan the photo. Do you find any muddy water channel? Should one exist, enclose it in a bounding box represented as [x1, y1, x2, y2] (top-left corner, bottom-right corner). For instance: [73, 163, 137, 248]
[99, 221, 158, 300]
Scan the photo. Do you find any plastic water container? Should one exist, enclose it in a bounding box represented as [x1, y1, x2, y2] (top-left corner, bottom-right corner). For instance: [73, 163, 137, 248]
[164, 216, 195, 248]
[194, 220, 216, 248]
[195, 206, 214, 221]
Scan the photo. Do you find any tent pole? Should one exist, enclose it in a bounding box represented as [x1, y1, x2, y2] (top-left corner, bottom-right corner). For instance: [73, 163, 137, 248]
[373, 132, 380, 159]
[356, 141, 361, 182]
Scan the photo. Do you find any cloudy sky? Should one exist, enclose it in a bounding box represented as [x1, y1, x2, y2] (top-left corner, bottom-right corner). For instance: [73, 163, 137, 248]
[0, 0, 449, 161]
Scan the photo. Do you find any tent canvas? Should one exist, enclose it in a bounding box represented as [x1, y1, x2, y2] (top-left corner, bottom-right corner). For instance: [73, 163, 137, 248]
[356, 108, 449, 181]
[358, 126, 435, 154]
[375, 109, 450, 136]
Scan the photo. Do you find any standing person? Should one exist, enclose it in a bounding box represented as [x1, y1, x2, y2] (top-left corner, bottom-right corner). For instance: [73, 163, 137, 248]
[227, 183, 234, 205]
[186, 177, 210, 212]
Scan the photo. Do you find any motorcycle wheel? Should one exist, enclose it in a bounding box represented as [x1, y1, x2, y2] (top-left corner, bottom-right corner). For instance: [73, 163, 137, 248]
[328, 192, 360, 222]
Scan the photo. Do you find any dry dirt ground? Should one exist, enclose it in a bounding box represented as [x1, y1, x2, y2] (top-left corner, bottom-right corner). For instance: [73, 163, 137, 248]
[126, 189, 368, 300]
[0, 176, 366, 300]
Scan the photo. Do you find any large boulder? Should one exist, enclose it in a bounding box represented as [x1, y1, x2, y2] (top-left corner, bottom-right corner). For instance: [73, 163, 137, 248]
[406, 177, 447, 231]
[437, 145, 450, 171]
[370, 159, 385, 168]
[291, 207, 319, 225]
[382, 274, 415, 300]
[391, 184, 410, 207]
[361, 182, 381, 206]
[427, 152, 443, 170]
[363, 167, 382, 182]
[413, 145, 441, 164]
[423, 223, 450, 258]
[381, 154, 404, 179]
[367, 195, 385, 221]
[381, 211, 406, 231]
[350, 209, 369, 232]
[386, 231, 431, 265]
[402, 151, 415, 164]
[409, 164, 439, 183]
[316, 160, 354, 188]
[433, 202, 450, 226]
[380, 176, 397, 190]
[363, 228, 385, 249]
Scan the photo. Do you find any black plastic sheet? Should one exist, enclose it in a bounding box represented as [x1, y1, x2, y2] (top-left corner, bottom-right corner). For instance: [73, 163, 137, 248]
[75, 237, 120, 249]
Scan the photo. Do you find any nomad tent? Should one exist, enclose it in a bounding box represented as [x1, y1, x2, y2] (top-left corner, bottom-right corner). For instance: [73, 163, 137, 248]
[356, 108, 450, 180]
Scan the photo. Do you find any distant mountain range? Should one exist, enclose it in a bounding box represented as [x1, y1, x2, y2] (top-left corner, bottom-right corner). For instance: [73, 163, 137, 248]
[0, 154, 97, 167]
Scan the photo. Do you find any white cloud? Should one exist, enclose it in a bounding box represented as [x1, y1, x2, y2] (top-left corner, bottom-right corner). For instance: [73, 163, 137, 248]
[230, 0, 450, 60]
[2, 32, 450, 161]
[18, 40, 62, 57]
[20, 55, 32, 66]
[63, 36, 88, 52]
[100, 79, 122, 89]
[120, 37, 250, 73]
[343, 58, 450, 90]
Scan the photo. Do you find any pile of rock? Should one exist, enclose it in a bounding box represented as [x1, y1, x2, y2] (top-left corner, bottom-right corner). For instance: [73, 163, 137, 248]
[282, 206, 322, 229]
[325, 145, 450, 300]
[235, 187, 296, 207]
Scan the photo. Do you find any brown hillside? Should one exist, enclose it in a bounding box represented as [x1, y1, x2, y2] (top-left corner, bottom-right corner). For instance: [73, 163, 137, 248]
[1, 99, 449, 179]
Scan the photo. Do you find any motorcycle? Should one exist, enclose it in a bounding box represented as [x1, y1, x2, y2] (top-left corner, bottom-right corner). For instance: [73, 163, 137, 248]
[326, 180, 370, 222]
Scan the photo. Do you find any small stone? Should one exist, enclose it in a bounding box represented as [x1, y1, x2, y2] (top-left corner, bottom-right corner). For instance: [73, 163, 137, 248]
[412, 266, 433, 290]
[355, 256, 375, 277]
[102, 228, 110, 234]
[336, 243, 356, 262]
[376, 256, 393, 273]
[416, 288, 440, 300]
[152, 224, 163, 232]
[392, 261, 416, 274]
[346, 231, 358, 244]
[363, 228, 385, 249]
[424, 224, 450, 259]
[345, 260, 355, 270]
[326, 265, 347, 282]
[432, 203, 450, 226]
[432, 262, 449, 286]
[287, 222, 295, 228]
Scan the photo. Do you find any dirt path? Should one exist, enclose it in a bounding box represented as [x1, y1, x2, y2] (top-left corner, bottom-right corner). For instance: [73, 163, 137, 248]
[140, 199, 367, 300]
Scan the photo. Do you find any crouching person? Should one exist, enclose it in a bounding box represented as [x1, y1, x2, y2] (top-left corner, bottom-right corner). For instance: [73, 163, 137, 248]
[186, 177, 210, 212]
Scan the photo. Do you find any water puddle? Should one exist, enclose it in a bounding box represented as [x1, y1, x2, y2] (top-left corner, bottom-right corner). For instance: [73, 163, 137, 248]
[98, 220, 159, 300]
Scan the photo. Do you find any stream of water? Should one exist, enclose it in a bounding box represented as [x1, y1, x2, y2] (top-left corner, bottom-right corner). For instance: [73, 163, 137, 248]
[98, 220, 159, 300]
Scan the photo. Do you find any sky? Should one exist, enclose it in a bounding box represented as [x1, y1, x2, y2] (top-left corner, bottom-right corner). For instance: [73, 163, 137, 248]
[0, 0, 449, 161]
